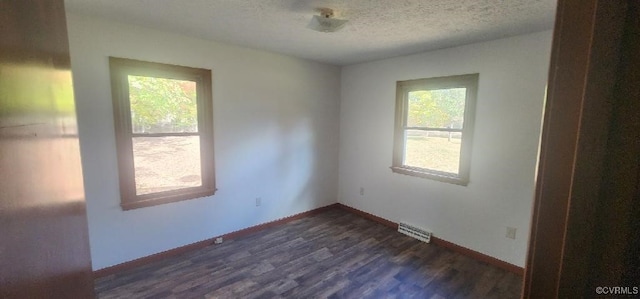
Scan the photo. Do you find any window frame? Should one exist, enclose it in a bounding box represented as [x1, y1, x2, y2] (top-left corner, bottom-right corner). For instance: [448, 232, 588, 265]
[109, 57, 216, 210]
[391, 73, 479, 185]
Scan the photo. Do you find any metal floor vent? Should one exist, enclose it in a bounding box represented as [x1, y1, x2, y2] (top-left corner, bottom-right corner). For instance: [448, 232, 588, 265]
[398, 222, 432, 243]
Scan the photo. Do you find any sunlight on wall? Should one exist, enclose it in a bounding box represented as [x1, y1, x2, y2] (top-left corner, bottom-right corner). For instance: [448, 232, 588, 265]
[67, 14, 341, 270]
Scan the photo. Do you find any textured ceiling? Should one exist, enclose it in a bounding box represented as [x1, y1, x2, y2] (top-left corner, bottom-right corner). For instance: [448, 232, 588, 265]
[64, 0, 557, 66]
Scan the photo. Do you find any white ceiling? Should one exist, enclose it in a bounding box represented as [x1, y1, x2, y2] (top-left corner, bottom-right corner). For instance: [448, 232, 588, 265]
[64, 0, 557, 66]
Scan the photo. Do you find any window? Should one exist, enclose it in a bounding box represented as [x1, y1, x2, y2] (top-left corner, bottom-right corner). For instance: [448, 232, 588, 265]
[109, 57, 216, 210]
[392, 74, 478, 185]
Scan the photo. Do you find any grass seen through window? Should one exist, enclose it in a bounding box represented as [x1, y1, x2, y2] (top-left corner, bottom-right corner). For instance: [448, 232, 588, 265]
[392, 74, 478, 185]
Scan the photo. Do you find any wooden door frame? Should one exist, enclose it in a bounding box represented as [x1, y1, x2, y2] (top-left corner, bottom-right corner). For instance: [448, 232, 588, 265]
[0, 1, 95, 298]
[524, 0, 639, 297]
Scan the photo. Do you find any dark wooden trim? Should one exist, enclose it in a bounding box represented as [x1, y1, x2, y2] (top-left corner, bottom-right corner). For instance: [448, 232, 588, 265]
[121, 188, 217, 211]
[336, 204, 524, 275]
[392, 74, 478, 185]
[93, 236, 214, 279]
[95, 203, 524, 278]
[336, 204, 399, 229]
[94, 204, 339, 278]
[220, 204, 339, 240]
[109, 57, 216, 210]
[523, 0, 636, 297]
[430, 236, 524, 276]
[1, 1, 95, 297]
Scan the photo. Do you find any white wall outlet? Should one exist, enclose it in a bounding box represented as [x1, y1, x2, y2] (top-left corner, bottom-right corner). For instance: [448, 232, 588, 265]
[255, 197, 261, 207]
[359, 187, 364, 196]
[214, 237, 223, 244]
[506, 227, 517, 239]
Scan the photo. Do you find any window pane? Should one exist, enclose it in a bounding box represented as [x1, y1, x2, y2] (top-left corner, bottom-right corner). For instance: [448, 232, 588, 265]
[133, 136, 202, 195]
[407, 88, 466, 129]
[403, 130, 462, 174]
[128, 75, 198, 133]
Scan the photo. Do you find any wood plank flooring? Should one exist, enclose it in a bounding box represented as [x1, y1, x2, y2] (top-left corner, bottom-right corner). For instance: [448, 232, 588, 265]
[95, 208, 522, 298]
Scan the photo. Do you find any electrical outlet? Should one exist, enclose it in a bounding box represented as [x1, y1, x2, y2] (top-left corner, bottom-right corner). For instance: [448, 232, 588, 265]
[214, 237, 223, 244]
[506, 227, 517, 239]
[255, 197, 261, 207]
[359, 187, 364, 196]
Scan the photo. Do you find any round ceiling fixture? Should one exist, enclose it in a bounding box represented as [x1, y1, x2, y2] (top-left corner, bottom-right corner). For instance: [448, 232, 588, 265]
[307, 8, 348, 33]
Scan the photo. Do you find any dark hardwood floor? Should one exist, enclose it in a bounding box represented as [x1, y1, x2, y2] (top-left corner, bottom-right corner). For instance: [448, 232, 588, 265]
[95, 208, 522, 298]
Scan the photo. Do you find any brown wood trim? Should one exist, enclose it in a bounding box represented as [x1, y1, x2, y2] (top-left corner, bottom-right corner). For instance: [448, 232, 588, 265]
[336, 203, 524, 276]
[95, 203, 523, 278]
[121, 188, 217, 211]
[1, 1, 95, 298]
[94, 203, 339, 278]
[392, 74, 478, 186]
[523, 0, 634, 297]
[93, 237, 212, 278]
[430, 236, 524, 276]
[220, 204, 339, 240]
[336, 203, 399, 229]
[109, 57, 216, 210]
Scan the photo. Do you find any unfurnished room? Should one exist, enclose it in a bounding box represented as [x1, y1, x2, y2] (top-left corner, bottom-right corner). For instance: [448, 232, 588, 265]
[2, 0, 639, 298]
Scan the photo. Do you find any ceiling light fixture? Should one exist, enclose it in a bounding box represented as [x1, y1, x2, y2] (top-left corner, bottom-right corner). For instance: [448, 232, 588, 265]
[307, 8, 348, 33]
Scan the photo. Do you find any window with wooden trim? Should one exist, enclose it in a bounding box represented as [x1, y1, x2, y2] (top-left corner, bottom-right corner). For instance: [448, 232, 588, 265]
[109, 57, 216, 210]
[392, 74, 478, 185]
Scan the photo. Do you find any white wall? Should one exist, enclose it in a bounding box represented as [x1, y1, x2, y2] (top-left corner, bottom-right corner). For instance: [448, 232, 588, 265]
[66, 14, 341, 270]
[339, 31, 552, 267]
